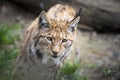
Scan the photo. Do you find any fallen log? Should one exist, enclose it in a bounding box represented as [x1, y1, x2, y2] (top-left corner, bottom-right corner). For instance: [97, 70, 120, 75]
[12, 0, 120, 32]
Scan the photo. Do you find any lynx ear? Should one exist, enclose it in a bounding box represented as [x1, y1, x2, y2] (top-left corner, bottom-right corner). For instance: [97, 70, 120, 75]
[39, 10, 49, 29]
[68, 16, 80, 32]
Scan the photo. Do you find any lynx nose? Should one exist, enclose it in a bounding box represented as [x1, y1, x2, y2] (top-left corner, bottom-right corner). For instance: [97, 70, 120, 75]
[52, 51, 58, 55]
[52, 51, 59, 58]
[52, 45, 60, 55]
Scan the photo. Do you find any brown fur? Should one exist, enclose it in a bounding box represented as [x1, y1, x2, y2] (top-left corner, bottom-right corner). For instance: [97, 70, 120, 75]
[12, 4, 80, 80]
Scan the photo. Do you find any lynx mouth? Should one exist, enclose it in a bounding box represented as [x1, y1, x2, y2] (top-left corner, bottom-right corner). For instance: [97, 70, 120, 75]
[52, 55, 58, 58]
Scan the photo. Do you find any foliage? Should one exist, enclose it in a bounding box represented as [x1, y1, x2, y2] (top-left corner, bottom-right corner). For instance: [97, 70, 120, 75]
[0, 23, 22, 80]
[101, 65, 120, 80]
[0, 23, 21, 45]
[58, 61, 88, 80]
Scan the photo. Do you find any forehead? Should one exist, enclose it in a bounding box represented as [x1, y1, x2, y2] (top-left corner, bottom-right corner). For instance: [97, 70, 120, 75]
[49, 19, 69, 29]
[50, 20, 73, 39]
[40, 20, 73, 40]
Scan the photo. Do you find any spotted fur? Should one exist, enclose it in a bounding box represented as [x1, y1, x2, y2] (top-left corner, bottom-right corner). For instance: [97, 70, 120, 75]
[12, 4, 80, 80]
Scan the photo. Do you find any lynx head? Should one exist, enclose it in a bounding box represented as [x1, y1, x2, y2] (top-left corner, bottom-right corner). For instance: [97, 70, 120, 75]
[34, 11, 80, 64]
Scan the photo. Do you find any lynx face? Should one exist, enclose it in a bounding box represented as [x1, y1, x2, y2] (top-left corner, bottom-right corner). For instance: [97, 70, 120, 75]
[31, 5, 80, 65]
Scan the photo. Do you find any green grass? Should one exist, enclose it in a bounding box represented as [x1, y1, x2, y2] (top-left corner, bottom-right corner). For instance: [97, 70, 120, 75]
[101, 65, 120, 80]
[58, 61, 88, 80]
[0, 23, 22, 80]
[0, 23, 21, 45]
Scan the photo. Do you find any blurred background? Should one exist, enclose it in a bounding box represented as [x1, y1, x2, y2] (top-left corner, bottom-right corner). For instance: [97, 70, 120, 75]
[0, 0, 120, 80]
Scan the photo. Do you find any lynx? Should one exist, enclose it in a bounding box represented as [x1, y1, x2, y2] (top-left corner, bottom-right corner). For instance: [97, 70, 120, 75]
[12, 4, 81, 80]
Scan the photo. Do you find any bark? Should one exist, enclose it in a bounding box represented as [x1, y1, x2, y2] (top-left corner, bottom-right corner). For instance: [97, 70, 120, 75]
[12, 0, 120, 32]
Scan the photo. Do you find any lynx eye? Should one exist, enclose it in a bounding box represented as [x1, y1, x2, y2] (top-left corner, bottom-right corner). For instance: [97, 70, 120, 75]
[62, 39, 68, 43]
[46, 37, 53, 42]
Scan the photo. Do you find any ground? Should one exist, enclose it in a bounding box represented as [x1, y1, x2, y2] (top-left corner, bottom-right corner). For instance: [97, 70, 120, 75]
[0, 1, 120, 80]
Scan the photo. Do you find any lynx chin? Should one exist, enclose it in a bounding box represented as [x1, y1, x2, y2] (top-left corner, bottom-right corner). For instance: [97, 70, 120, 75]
[12, 4, 81, 80]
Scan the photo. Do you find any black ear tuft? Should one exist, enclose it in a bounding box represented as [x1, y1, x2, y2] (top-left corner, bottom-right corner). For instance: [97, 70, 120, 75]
[67, 16, 80, 32]
[75, 8, 83, 18]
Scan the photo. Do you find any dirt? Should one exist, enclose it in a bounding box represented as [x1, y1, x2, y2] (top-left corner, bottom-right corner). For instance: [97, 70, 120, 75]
[0, 1, 120, 80]
[0, 1, 35, 31]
